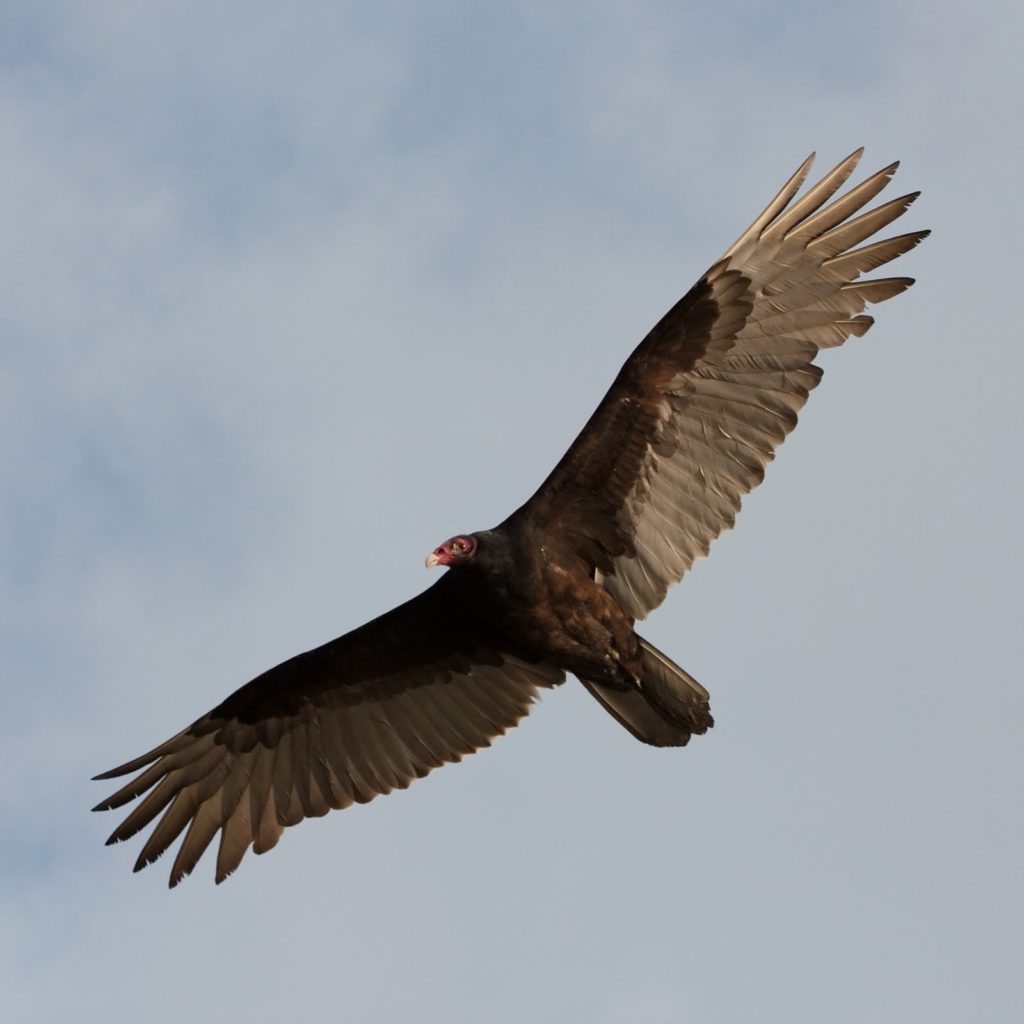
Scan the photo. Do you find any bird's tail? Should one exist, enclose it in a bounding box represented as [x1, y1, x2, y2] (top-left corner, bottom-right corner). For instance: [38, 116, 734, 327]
[582, 636, 713, 747]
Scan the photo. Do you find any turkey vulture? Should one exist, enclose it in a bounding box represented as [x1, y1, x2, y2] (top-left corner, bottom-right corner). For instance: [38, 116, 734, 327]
[94, 149, 927, 886]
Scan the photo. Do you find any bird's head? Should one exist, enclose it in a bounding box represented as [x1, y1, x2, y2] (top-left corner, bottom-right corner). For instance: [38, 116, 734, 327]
[425, 534, 479, 569]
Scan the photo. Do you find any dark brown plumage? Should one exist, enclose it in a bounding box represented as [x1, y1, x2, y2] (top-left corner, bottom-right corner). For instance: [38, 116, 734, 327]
[94, 149, 928, 885]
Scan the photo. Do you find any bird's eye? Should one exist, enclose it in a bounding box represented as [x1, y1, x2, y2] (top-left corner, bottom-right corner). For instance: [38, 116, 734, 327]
[452, 540, 466, 552]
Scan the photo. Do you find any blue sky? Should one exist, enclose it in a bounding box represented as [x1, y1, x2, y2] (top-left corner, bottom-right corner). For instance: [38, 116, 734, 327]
[3, 3, 1021, 1022]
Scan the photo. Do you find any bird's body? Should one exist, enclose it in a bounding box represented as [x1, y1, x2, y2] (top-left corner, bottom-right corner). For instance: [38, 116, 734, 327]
[461, 526, 643, 688]
[94, 149, 928, 886]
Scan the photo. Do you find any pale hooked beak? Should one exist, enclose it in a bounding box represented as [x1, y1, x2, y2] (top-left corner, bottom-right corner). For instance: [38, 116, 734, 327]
[425, 551, 442, 568]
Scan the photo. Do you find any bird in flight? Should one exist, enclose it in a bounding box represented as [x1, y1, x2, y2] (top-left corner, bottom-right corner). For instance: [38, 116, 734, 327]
[94, 149, 927, 887]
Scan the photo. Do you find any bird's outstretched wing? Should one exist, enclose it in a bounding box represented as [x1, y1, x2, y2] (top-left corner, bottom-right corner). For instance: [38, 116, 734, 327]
[511, 149, 928, 619]
[93, 574, 563, 886]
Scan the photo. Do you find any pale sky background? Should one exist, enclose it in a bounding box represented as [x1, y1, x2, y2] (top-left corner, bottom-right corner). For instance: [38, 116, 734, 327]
[2, 3, 1021, 1022]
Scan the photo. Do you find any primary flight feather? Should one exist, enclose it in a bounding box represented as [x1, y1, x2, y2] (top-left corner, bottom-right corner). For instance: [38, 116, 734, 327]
[94, 148, 928, 886]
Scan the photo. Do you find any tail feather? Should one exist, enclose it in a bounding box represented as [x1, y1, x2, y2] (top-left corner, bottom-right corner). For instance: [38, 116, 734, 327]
[581, 637, 713, 748]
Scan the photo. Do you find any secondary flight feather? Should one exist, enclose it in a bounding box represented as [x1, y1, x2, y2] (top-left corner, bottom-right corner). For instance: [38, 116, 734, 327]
[94, 149, 928, 886]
